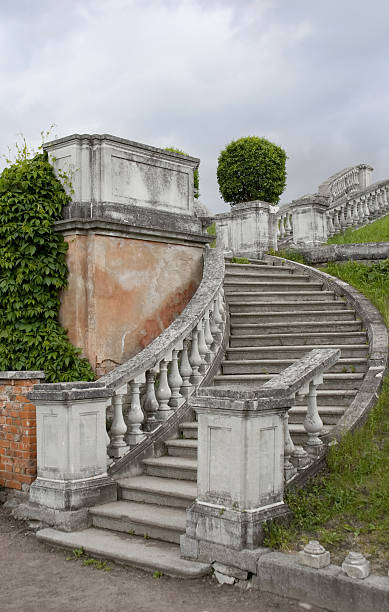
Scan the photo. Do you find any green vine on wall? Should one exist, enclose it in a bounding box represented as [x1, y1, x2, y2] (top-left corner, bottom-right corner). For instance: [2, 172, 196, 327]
[0, 147, 94, 382]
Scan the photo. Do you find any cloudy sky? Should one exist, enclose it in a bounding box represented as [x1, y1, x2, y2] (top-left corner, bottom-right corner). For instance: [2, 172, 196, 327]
[1, 0, 389, 212]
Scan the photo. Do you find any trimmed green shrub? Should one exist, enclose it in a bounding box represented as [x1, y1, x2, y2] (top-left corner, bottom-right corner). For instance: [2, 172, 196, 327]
[0, 151, 95, 382]
[217, 136, 287, 205]
[164, 147, 199, 198]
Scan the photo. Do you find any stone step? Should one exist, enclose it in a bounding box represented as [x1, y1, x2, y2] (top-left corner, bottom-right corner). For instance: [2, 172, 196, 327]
[231, 309, 356, 324]
[165, 438, 197, 458]
[225, 280, 324, 291]
[37, 528, 210, 578]
[288, 406, 345, 425]
[215, 357, 368, 374]
[227, 294, 343, 307]
[225, 344, 369, 360]
[179, 422, 199, 439]
[225, 258, 268, 266]
[90, 500, 186, 545]
[289, 423, 334, 444]
[230, 320, 363, 335]
[225, 271, 309, 281]
[229, 331, 367, 347]
[225, 262, 295, 274]
[217, 369, 364, 390]
[118, 475, 197, 508]
[143, 456, 198, 481]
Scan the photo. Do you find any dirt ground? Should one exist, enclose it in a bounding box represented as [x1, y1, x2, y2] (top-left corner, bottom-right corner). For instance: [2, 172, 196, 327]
[0, 505, 328, 612]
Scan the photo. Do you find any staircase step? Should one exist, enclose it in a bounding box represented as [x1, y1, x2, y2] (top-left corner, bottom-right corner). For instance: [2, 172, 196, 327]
[179, 422, 199, 439]
[217, 370, 364, 390]
[165, 438, 197, 458]
[225, 262, 295, 274]
[226, 290, 334, 302]
[90, 500, 186, 544]
[118, 475, 197, 508]
[229, 331, 367, 347]
[225, 280, 323, 291]
[225, 345, 369, 360]
[289, 406, 345, 425]
[37, 528, 210, 578]
[143, 456, 198, 481]
[231, 320, 363, 335]
[230, 309, 352, 325]
[225, 272, 309, 281]
[289, 423, 334, 444]
[215, 357, 367, 374]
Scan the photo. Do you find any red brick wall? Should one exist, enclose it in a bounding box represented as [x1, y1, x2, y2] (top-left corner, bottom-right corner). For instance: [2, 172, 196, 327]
[0, 373, 43, 491]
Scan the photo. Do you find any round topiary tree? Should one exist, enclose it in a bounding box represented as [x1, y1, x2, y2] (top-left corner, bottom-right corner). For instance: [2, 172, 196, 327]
[217, 136, 287, 205]
[164, 147, 199, 198]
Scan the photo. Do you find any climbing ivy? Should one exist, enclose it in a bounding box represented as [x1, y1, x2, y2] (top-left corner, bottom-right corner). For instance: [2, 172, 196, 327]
[0, 150, 94, 382]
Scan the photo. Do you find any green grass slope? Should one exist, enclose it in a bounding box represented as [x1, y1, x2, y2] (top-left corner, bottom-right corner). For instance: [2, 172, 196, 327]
[327, 213, 389, 244]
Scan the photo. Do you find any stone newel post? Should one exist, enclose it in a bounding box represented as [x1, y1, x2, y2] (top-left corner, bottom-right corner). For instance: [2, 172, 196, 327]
[290, 197, 328, 247]
[181, 386, 291, 556]
[26, 381, 117, 530]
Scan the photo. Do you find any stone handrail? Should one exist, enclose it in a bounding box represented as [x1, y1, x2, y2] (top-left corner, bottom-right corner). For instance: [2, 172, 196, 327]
[31, 245, 226, 465]
[261, 348, 341, 481]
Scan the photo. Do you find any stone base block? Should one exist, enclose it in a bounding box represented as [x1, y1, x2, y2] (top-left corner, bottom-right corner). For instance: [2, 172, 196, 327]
[14, 502, 92, 531]
[184, 501, 290, 551]
[29, 475, 117, 513]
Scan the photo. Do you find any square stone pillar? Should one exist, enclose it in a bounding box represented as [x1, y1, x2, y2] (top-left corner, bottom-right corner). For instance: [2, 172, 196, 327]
[214, 200, 278, 259]
[24, 381, 117, 530]
[291, 198, 328, 247]
[181, 386, 290, 556]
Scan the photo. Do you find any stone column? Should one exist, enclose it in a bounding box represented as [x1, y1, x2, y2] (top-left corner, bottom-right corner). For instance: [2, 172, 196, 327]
[181, 386, 290, 557]
[24, 381, 117, 531]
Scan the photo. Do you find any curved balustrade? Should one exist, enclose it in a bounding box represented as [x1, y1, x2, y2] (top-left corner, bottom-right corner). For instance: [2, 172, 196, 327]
[98, 246, 226, 459]
[277, 179, 389, 247]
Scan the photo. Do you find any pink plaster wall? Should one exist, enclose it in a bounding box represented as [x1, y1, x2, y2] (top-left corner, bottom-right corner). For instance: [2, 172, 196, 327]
[59, 235, 203, 376]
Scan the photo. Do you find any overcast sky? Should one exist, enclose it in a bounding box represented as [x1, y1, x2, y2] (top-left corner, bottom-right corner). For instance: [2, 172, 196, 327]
[1, 0, 389, 212]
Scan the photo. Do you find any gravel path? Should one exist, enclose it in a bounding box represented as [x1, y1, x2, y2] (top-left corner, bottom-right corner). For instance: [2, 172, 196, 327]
[0, 505, 328, 612]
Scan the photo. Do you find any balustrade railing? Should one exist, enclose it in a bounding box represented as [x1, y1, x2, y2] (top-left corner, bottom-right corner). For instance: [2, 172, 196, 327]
[99, 245, 226, 461]
[260, 347, 341, 482]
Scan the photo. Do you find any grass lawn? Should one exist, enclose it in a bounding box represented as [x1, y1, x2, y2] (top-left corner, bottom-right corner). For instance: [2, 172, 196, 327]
[327, 213, 389, 244]
[263, 259, 389, 575]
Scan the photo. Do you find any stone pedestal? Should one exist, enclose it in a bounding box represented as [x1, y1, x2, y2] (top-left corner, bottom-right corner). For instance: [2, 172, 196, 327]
[214, 200, 278, 259]
[181, 386, 290, 555]
[290, 197, 328, 247]
[23, 382, 117, 530]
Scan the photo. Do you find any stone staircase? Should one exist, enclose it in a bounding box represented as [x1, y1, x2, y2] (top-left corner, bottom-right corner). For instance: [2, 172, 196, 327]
[37, 257, 369, 575]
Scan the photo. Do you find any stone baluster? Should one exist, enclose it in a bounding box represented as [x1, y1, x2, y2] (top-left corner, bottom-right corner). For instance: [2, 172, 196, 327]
[370, 193, 379, 218]
[156, 356, 173, 420]
[106, 429, 112, 466]
[108, 387, 129, 458]
[285, 213, 292, 236]
[377, 189, 385, 215]
[352, 198, 360, 227]
[179, 338, 193, 398]
[326, 212, 335, 238]
[197, 320, 209, 374]
[277, 218, 281, 240]
[125, 377, 146, 447]
[332, 208, 341, 234]
[357, 198, 365, 225]
[339, 205, 347, 231]
[345, 202, 353, 228]
[279, 215, 285, 239]
[203, 307, 214, 362]
[383, 187, 389, 212]
[189, 327, 203, 387]
[303, 376, 324, 458]
[283, 411, 297, 481]
[143, 368, 159, 430]
[168, 345, 184, 408]
[218, 287, 226, 321]
[212, 293, 223, 332]
[363, 195, 370, 221]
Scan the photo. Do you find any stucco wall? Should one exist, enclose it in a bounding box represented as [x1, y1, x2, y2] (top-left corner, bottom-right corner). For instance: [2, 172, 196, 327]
[60, 234, 203, 376]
